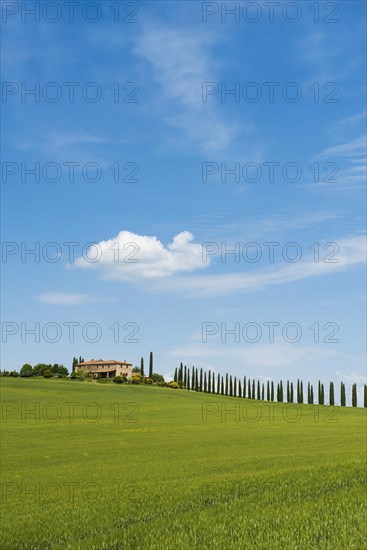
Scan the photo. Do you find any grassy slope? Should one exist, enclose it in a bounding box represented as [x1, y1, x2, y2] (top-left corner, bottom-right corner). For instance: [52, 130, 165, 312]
[0, 378, 366, 549]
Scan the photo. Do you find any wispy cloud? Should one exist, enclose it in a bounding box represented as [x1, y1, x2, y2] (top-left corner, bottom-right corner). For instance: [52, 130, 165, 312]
[156, 235, 365, 297]
[336, 371, 367, 385]
[133, 23, 240, 152]
[312, 135, 366, 190]
[338, 111, 366, 126]
[37, 292, 112, 305]
[317, 135, 366, 159]
[165, 340, 341, 378]
[13, 130, 115, 155]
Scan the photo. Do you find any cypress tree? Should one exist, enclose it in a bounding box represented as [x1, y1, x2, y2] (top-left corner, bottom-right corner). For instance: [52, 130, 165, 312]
[310, 385, 314, 404]
[261, 383, 264, 401]
[267, 380, 270, 401]
[191, 367, 195, 390]
[329, 381, 334, 406]
[221, 376, 224, 395]
[290, 382, 294, 403]
[204, 371, 207, 393]
[248, 379, 251, 399]
[225, 374, 229, 396]
[178, 362, 183, 383]
[364, 384, 367, 408]
[318, 381, 321, 404]
[318, 383, 324, 405]
[217, 373, 220, 394]
[229, 376, 233, 397]
[140, 357, 145, 377]
[307, 382, 311, 404]
[257, 380, 260, 400]
[174, 368, 178, 383]
[299, 381, 303, 404]
[340, 382, 346, 406]
[199, 369, 203, 392]
[187, 368, 190, 391]
[238, 380, 242, 399]
[243, 376, 247, 398]
[234, 377, 237, 398]
[208, 370, 211, 393]
[184, 366, 187, 388]
[352, 383, 357, 407]
[195, 369, 199, 392]
[72, 357, 77, 373]
[212, 372, 215, 394]
[271, 381, 274, 402]
[287, 380, 290, 403]
[252, 380, 255, 400]
[149, 352, 153, 379]
[278, 381, 283, 402]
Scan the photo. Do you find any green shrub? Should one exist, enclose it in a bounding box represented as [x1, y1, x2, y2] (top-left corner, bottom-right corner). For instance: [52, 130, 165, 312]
[75, 368, 88, 381]
[168, 381, 179, 389]
[43, 369, 52, 378]
[113, 376, 124, 384]
[152, 373, 165, 383]
[131, 375, 142, 384]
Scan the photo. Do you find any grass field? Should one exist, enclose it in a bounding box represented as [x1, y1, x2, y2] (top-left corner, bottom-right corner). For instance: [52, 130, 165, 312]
[1, 377, 366, 549]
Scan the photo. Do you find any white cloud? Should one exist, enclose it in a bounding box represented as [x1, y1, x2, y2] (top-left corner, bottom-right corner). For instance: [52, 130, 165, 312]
[72, 230, 208, 279]
[72, 230, 365, 298]
[37, 292, 109, 305]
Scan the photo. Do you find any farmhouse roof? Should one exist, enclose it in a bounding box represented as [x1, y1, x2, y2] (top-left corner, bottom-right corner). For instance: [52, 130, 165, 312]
[78, 359, 133, 367]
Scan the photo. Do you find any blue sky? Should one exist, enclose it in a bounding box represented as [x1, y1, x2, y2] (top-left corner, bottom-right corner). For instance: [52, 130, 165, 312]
[1, 1, 366, 400]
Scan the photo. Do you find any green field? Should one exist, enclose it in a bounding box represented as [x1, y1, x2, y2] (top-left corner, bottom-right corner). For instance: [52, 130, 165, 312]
[1, 378, 366, 549]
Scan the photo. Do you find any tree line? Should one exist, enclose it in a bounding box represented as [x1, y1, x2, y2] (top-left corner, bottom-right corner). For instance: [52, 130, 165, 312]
[1, 363, 69, 378]
[173, 363, 367, 408]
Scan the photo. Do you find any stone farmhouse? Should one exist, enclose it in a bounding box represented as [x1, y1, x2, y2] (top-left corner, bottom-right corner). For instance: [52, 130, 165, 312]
[76, 359, 133, 379]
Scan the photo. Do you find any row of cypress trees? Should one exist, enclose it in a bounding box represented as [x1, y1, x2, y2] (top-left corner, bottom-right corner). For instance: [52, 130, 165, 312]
[173, 363, 367, 407]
